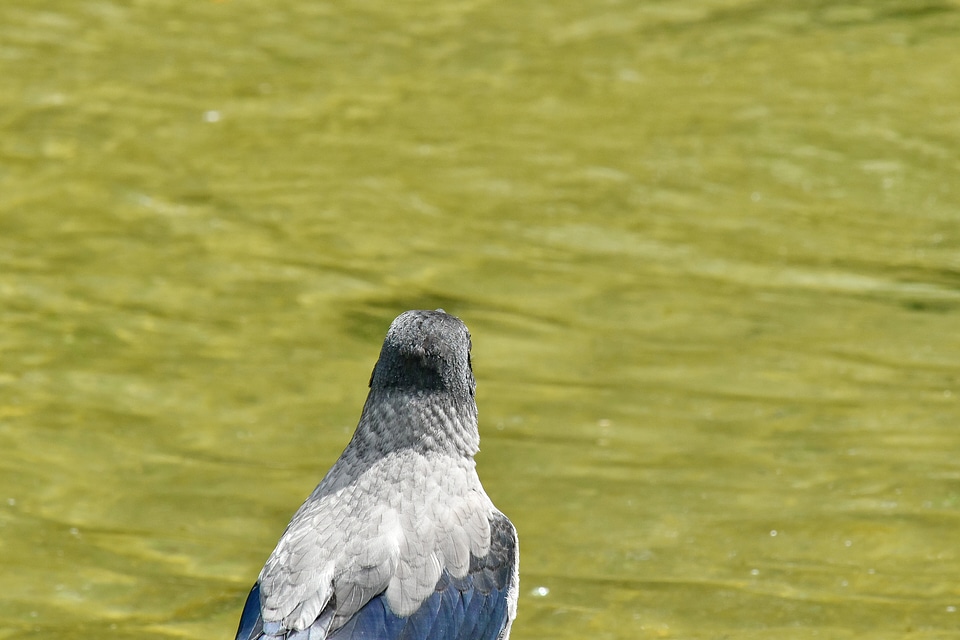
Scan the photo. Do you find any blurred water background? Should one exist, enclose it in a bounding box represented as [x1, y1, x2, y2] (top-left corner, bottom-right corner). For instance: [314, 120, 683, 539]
[1, 1, 959, 638]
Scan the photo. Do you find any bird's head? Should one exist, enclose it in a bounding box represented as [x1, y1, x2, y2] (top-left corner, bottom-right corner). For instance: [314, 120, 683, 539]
[369, 309, 476, 400]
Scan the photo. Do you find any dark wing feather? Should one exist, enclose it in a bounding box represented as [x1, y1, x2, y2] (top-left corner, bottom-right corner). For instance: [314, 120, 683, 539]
[235, 583, 264, 640]
[330, 511, 517, 640]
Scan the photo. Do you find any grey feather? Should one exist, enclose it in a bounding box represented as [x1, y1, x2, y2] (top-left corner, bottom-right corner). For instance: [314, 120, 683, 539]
[254, 309, 519, 638]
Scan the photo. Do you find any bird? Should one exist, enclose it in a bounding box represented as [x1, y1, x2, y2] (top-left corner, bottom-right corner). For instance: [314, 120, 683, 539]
[234, 309, 519, 640]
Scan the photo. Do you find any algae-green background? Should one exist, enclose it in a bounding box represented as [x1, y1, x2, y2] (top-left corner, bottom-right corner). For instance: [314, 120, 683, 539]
[1, 1, 959, 638]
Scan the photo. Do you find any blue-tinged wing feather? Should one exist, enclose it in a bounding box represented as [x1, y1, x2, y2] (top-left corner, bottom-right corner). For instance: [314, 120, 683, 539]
[324, 577, 506, 640]
[425, 582, 463, 640]
[330, 596, 405, 640]
[332, 512, 516, 640]
[235, 583, 264, 640]
[481, 588, 509, 640]
[399, 590, 441, 640]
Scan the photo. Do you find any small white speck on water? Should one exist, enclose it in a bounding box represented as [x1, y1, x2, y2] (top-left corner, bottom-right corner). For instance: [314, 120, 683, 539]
[532, 586, 550, 597]
[947, 606, 956, 613]
[203, 110, 221, 123]
[844, 540, 853, 547]
[750, 569, 760, 576]
[770, 529, 778, 537]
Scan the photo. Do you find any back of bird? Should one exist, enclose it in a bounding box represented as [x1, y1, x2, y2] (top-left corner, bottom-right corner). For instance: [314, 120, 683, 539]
[233, 310, 519, 640]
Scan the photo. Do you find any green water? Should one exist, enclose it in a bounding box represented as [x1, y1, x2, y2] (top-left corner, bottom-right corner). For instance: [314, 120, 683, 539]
[2, 1, 959, 638]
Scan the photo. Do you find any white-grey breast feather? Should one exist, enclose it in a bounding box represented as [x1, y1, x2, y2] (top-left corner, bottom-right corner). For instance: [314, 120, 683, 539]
[257, 447, 499, 634]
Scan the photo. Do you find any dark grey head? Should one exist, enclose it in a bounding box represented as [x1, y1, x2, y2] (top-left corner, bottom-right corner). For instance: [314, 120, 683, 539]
[369, 309, 475, 400]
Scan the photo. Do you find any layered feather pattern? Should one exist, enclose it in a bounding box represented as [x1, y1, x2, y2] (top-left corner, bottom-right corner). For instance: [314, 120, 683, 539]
[234, 310, 519, 640]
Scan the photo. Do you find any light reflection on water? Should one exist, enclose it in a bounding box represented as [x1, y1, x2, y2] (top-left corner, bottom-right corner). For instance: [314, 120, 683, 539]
[1, 2, 959, 639]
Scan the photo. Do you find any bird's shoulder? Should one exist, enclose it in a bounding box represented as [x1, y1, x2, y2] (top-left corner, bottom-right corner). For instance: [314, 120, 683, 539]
[257, 449, 495, 632]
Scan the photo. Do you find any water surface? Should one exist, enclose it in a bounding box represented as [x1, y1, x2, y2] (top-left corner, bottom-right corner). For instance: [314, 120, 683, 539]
[1, 1, 959, 638]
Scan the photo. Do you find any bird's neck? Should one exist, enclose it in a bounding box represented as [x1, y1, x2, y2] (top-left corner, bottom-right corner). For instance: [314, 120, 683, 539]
[348, 388, 480, 459]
